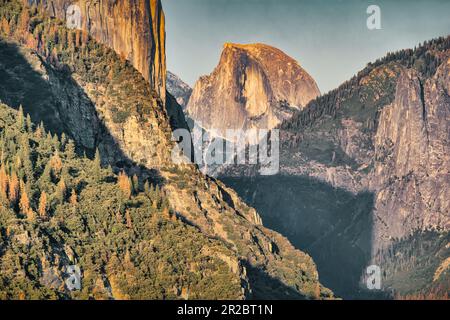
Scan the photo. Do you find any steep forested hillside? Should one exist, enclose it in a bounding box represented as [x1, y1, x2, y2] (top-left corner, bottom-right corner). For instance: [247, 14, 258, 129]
[0, 104, 249, 299]
[0, 0, 334, 299]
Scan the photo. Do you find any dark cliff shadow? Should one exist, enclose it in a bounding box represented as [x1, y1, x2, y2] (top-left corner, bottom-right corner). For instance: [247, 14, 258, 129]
[222, 174, 377, 299]
[0, 40, 163, 186]
[0, 41, 63, 133]
[244, 263, 307, 300]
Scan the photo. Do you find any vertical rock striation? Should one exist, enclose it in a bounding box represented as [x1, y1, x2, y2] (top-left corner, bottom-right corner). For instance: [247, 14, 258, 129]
[187, 43, 320, 135]
[372, 62, 450, 251]
[36, 0, 166, 101]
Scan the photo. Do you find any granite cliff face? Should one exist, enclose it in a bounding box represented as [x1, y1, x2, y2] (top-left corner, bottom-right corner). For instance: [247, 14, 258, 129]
[274, 60, 450, 253]
[36, 0, 166, 101]
[221, 38, 450, 297]
[187, 43, 320, 135]
[371, 65, 450, 251]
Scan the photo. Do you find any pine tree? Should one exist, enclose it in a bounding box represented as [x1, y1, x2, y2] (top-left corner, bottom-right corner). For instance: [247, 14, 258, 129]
[60, 165, 70, 185]
[125, 209, 132, 229]
[148, 184, 155, 199]
[19, 180, 32, 220]
[8, 172, 19, 205]
[93, 148, 101, 179]
[0, 163, 9, 200]
[0, 18, 10, 36]
[144, 181, 150, 195]
[63, 141, 75, 162]
[26, 114, 32, 133]
[19, 134, 33, 182]
[154, 185, 161, 208]
[118, 171, 132, 200]
[52, 134, 60, 151]
[132, 174, 139, 193]
[60, 133, 67, 149]
[69, 189, 78, 205]
[39, 162, 52, 190]
[50, 152, 63, 176]
[15, 154, 22, 171]
[57, 177, 66, 202]
[38, 191, 47, 218]
[22, 153, 33, 184]
[34, 122, 43, 139]
[19, 8, 30, 33]
[17, 105, 25, 131]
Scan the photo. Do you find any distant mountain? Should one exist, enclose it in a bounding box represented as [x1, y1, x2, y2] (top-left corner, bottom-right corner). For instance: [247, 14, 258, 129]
[167, 71, 192, 110]
[221, 37, 450, 299]
[187, 43, 320, 136]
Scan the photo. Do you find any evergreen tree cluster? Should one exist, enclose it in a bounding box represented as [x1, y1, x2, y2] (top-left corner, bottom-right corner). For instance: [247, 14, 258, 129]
[375, 230, 449, 299]
[282, 36, 450, 132]
[0, 104, 243, 300]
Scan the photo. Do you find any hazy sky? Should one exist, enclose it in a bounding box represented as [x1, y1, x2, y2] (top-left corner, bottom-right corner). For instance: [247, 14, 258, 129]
[163, 0, 450, 94]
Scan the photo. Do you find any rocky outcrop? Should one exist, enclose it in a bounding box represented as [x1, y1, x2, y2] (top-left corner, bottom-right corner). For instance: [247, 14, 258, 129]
[36, 0, 166, 101]
[167, 71, 192, 109]
[161, 165, 332, 299]
[187, 43, 320, 135]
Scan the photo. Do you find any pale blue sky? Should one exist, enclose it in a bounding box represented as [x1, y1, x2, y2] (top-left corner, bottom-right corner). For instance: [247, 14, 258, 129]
[163, 0, 450, 94]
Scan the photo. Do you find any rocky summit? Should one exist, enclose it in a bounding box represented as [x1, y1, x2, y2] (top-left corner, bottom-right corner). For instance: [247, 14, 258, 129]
[187, 43, 320, 135]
